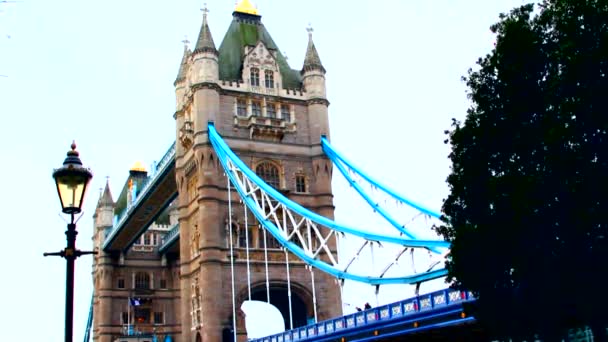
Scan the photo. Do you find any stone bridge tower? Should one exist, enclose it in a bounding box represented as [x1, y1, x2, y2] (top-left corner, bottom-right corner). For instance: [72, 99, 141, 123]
[173, 1, 342, 340]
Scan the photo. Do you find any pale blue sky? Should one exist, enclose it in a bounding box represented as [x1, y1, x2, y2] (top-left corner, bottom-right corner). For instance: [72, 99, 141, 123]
[0, 0, 527, 340]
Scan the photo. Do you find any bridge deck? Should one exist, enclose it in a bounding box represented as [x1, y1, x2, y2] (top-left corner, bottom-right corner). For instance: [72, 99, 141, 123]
[252, 288, 476, 342]
[103, 143, 177, 252]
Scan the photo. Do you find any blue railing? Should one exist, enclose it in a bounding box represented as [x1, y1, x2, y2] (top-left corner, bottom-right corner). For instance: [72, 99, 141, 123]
[159, 223, 180, 252]
[250, 288, 475, 342]
[83, 295, 93, 342]
[103, 142, 176, 248]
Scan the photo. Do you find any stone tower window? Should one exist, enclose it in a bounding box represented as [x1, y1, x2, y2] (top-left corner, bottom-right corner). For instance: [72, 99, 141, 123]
[237, 99, 247, 117]
[154, 312, 164, 324]
[252, 101, 262, 117]
[295, 174, 306, 193]
[280, 104, 290, 121]
[135, 272, 150, 290]
[256, 162, 280, 189]
[264, 70, 274, 88]
[238, 225, 253, 248]
[266, 102, 276, 118]
[263, 226, 281, 249]
[250, 68, 260, 86]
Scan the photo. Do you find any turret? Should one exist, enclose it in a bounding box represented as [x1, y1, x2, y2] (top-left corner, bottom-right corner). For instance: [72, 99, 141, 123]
[190, 5, 221, 138]
[302, 26, 330, 142]
[92, 179, 114, 264]
[191, 6, 219, 84]
[127, 161, 147, 207]
[95, 179, 115, 230]
[301, 26, 327, 99]
[174, 40, 190, 112]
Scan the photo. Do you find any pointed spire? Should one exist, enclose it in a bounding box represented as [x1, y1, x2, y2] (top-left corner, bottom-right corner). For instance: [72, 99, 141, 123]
[194, 3, 217, 55]
[302, 24, 325, 74]
[98, 178, 114, 208]
[174, 37, 190, 85]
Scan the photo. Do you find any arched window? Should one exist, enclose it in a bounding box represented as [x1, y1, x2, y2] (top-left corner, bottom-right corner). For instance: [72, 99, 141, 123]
[228, 223, 238, 247]
[264, 70, 274, 88]
[238, 225, 253, 248]
[135, 272, 150, 290]
[256, 162, 280, 189]
[250, 68, 260, 87]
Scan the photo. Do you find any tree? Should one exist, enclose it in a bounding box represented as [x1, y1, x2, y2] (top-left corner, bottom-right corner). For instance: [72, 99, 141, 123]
[435, 1, 608, 340]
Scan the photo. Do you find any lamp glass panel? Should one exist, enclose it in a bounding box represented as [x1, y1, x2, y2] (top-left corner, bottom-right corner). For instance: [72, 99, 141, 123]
[55, 173, 87, 212]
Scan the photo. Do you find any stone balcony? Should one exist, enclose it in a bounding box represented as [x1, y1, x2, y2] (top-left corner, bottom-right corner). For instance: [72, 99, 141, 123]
[234, 114, 296, 142]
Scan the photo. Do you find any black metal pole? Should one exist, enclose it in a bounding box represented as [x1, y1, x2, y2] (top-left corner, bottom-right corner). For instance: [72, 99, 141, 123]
[65, 214, 77, 342]
[44, 213, 96, 342]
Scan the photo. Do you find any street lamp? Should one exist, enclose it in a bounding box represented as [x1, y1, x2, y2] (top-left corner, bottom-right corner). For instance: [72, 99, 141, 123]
[44, 141, 96, 342]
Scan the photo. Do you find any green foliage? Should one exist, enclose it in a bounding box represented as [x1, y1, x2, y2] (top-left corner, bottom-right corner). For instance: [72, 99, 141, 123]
[436, 0, 608, 339]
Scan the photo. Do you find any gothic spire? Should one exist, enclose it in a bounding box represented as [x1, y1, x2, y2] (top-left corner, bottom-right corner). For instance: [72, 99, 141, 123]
[194, 4, 217, 55]
[98, 178, 114, 208]
[174, 38, 190, 85]
[301, 25, 325, 74]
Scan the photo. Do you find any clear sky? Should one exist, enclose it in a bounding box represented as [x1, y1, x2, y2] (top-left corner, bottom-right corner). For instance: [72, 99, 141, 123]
[0, 0, 528, 340]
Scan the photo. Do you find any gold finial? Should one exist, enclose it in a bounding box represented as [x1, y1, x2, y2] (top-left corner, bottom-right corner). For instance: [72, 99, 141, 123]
[235, 0, 259, 15]
[130, 161, 147, 173]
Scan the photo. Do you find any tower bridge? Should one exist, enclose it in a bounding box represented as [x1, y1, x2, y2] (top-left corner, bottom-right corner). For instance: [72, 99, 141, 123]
[88, 2, 459, 341]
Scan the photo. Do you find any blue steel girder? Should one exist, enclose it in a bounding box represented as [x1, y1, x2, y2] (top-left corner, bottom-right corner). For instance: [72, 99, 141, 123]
[103, 160, 177, 252]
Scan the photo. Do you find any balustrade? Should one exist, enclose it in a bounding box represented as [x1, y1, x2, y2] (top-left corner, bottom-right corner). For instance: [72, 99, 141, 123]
[251, 288, 474, 342]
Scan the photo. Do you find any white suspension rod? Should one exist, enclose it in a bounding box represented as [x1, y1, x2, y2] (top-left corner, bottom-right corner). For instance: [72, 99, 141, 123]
[262, 226, 270, 303]
[285, 249, 294, 330]
[227, 175, 237, 342]
[370, 242, 379, 307]
[310, 266, 318, 323]
[244, 202, 252, 301]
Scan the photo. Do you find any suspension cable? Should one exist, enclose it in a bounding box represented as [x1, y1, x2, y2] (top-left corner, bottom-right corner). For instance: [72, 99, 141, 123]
[262, 226, 270, 303]
[227, 175, 237, 342]
[285, 249, 294, 330]
[244, 202, 251, 301]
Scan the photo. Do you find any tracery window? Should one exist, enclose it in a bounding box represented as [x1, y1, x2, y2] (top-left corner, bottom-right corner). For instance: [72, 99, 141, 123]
[256, 162, 280, 189]
[250, 68, 260, 87]
[264, 70, 274, 88]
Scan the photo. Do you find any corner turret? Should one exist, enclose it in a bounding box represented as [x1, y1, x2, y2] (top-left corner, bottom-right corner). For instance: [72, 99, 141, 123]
[191, 6, 219, 84]
[94, 179, 115, 230]
[301, 26, 330, 141]
[301, 26, 327, 99]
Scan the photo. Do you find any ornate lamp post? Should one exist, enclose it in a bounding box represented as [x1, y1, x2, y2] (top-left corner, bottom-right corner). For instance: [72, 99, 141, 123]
[44, 142, 96, 342]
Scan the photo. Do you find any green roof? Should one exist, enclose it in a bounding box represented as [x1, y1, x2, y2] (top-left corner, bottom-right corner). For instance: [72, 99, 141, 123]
[217, 13, 302, 89]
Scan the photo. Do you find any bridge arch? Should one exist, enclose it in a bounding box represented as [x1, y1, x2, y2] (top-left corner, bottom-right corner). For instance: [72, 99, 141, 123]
[237, 280, 314, 333]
